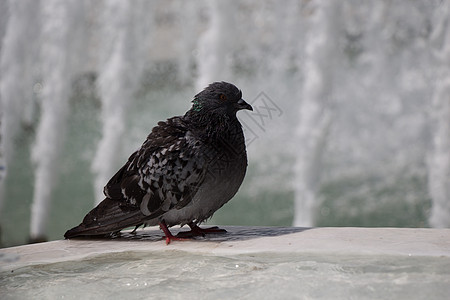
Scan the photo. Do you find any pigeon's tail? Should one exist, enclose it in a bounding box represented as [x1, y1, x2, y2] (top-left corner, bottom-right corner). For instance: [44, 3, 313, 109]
[64, 198, 144, 239]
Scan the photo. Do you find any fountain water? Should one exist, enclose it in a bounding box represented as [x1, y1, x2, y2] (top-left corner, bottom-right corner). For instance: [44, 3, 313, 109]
[195, 1, 236, 90]
[91, 0, 154, 204]
[0, 0, 41, 219]
[29, 0, 88, 242]
[0, 0, 448, 246]
[428, 1, 450, 228]
[293, 0, 339, 227]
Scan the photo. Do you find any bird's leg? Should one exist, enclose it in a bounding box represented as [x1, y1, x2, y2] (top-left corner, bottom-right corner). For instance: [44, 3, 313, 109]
[130, 224, 142, 234]
[176, 222, 227, 238]
[159, 221, 187, 244]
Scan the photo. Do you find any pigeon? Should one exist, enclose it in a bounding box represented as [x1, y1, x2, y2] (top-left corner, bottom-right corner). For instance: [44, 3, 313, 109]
[64, 82, 253, 244]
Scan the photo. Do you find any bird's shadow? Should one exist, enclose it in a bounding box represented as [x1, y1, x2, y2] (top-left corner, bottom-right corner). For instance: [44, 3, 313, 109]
[107, 225, 309, 243]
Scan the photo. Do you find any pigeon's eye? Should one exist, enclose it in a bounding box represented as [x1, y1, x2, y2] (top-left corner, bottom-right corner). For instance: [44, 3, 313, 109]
[219, 94, 227, 101]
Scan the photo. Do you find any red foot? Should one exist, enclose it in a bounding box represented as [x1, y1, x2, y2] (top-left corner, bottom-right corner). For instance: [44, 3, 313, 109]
[176, 223, 227, 238]
[159, 221, 188, 245]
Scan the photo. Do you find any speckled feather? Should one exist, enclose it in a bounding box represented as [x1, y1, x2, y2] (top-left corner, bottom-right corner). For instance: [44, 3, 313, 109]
[105, 117, 207, 217]
[64, 82, 252, 238]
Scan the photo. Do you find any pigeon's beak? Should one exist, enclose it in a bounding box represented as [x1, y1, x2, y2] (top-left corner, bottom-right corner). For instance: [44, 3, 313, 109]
[236, 98, 253, 111]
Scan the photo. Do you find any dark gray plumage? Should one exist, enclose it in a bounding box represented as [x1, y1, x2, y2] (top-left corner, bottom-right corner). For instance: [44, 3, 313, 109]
[64, 82, 252, 243]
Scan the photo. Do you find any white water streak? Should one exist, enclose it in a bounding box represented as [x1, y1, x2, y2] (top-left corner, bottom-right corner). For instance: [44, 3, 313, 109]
[293, 1, 341, 227]
[195, 1, 236, 91]
[428, 1, 450, 228]
[0, 0, 40, 213]
[92, 0, 153, 204]
[30, 0, 84, 239]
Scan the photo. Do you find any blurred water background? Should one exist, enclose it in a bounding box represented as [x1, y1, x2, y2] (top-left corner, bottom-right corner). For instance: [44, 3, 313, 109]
[0, 0, 449, 247]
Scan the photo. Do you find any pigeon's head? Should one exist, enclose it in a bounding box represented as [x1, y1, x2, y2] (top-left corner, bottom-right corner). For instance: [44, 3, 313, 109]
[190, 82, 253, 117]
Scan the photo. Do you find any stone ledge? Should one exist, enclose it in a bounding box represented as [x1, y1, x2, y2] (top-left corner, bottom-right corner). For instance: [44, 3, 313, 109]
[1, 226, 449, 271]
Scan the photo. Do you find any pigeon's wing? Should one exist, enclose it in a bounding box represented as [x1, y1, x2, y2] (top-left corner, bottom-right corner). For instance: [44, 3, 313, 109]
[64, 117, 207, 238]
[105, 116, 207, 219]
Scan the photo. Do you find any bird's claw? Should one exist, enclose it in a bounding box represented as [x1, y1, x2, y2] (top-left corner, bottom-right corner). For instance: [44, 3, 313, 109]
[176, 224, 227, 238]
